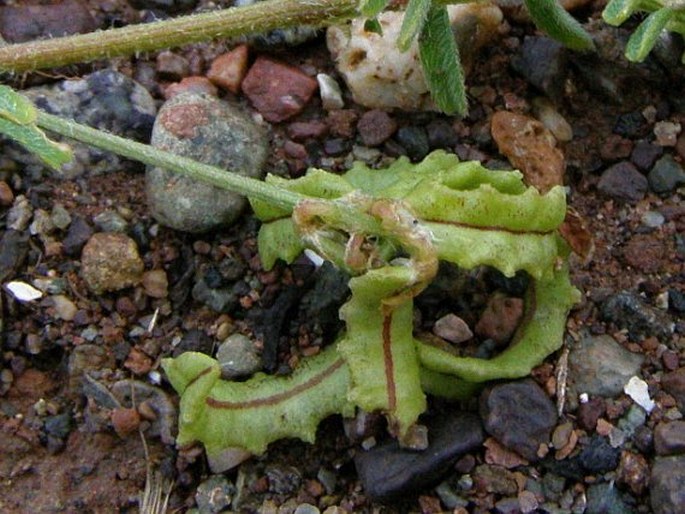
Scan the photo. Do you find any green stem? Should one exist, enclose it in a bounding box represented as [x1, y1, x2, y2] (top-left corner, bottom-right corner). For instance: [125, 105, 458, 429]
[35, 110, 305, 210]
[0, 0, 358, 73]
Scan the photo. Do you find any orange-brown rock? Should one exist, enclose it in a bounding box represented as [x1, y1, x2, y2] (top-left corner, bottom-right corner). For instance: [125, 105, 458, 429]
[490, 111, 565, 192]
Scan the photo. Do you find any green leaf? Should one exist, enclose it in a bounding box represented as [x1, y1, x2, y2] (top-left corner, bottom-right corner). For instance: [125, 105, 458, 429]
[602, 0, 643, 26]
[162, 345, 352, 456]
[398, 0, 432, 52]
[0, 86, 73, 170]
[257, 218, 304, 270]
[625, 8, 674, 62]
[524, 0, 595, 51]
[338, 266, 426, 438]
[418, 5, 467, 116]
[359, 0, 390, 17]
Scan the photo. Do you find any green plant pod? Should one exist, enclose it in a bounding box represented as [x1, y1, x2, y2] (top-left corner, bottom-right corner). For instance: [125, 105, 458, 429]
[417, 262, 580, 382]
[524, 0, 595, 51]
[162, 345, 352, 456]
[338, 266, 426, 438]
[625, 8, 675, 62]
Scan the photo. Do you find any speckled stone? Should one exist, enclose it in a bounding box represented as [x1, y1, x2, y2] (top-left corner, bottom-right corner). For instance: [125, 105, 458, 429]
[597, 161, 648, 203]
[649, 154, 685, 194]
[13, 70, 156, 179]
[80, 233, 144, 294]
[146, 92, 268, 233]
[568, 334, 643, 397]
[650, 455, 685, 514]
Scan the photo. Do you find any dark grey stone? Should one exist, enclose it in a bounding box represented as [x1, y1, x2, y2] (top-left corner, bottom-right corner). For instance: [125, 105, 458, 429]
[586, 482, 635, 514]
[511, 36, 567, 102]
[0, 230, 29, 283]
[631, 140, 663, 171]
[579, 435, 620, 473]
[354, 411, 483, 501]
[601, 291, 675, 341]
[597, 161, 648, 203]
[649, 154, 685, 194]
[650, 455, 685, 514]
[480, 379, 557, 461]
[654, 421, 685, 456]
[62, 216, 93, 257]
[396, 126, 430, 162]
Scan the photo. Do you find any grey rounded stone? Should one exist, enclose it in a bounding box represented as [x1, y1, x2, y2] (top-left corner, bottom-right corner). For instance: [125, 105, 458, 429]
[195, 475, 235, 514]
[216, 333, 262, 379]
[649, 154, 685, 194]
[568, 334, 643, 398]
[146, 92, 268, 233]
[650, 455, 685, 514]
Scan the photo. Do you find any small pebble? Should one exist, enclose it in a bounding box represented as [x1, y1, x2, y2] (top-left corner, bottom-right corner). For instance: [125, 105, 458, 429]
[242, 56, 318, 122]
[7, 195, 32, 231]
[475, 293, 523, 345]
[649, 154, 685, 194]
[641, 210, 665, 228]
[156, 50, 190, 81]
[597, 161, 648, 203]
[111, 407, 141, 437]
[0, 0, 96, 43]
[650, 455, 685, 514]
[631, 140, 663, 170]
[0, 180, 14, 206]
[654, 420, 685, 455]
[317, 73, 344, 110]
[51, 294, 78, 321]
[395, 126, 430, 161]
[623, 376, 655, 413]
[141, 269, 169, 299]
[81, 233, 144, 294]
[195, 475, 235, 513]
[165, 76, 218, 99]
[357, 110, 397, 147]
[93, 210, 128, 233]
[216, 333, 262, 379]
[653, 121, 681, 146]
[433, 313, 473, 344]
[532, 97, 573, 142]
[50, 204, 72, 230]
[206, 45, 249, 94]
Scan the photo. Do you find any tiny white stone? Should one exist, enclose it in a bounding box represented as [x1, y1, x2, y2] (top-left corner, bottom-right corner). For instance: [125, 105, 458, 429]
[148, 370, 162, 385]
[579, 392, 589, 404]
[304, 248, 325, 268]
[624, 376, 655, 413]
[316, 73, 344, 110]
[5, 281, 43, 302]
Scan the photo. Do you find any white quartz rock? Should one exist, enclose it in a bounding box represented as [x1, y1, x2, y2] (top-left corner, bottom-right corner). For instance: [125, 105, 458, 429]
[326, 4, 503, 111]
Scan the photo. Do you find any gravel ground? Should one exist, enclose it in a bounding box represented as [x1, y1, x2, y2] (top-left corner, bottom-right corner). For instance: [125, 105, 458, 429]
[0, 0, 684, 513]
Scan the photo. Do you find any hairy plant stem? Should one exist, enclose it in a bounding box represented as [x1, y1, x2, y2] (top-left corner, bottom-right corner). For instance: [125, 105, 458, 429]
[35, 109, 385, 240]
[36, 110, 305, 210]
[0, 0, 358, 73]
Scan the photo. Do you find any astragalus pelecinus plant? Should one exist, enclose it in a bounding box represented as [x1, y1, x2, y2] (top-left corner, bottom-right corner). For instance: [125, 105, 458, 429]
[0, 85, 580, 465]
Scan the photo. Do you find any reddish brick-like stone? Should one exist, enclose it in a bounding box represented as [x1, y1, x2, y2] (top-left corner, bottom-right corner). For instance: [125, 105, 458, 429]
[207, 44, 249, 94]
[242, 56, 318, 123]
